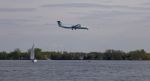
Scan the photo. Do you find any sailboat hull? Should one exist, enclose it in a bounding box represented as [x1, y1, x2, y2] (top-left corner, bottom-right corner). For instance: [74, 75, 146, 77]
[32, 59, 37, 63]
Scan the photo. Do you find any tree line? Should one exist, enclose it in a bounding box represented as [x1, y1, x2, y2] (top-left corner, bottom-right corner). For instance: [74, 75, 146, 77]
[0, 48, 150, 60]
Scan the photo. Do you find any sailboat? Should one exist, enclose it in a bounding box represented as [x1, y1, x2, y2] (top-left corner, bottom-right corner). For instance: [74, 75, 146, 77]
[30, 44, 37, 63]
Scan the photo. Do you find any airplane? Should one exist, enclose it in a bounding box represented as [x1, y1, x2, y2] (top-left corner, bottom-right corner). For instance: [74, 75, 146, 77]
[57, 21, 88, 30]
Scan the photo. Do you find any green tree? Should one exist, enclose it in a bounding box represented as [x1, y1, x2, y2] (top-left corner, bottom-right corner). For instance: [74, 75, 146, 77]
[127, 49, 146, 60]
[9, 49, 22, 60]
[0, 51, 8, 60]
[103, 49, 124, 60]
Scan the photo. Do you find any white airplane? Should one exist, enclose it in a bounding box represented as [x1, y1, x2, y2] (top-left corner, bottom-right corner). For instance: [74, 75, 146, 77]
[57, 21, 88, 30]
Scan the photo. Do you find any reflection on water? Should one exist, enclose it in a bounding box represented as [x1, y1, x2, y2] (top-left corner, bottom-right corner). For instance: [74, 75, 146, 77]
[0, 60, 150, 81]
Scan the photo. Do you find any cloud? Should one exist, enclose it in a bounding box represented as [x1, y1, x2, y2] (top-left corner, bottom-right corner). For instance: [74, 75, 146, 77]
[42, 3, 150, 11]
[0, 18, 38, 28]
[1, 1, 150, 52]
[0, 18, 36, 24]
[0, 8, 36, 12]
[80, 10, 148, 19]
[141, 2, 150, 5]
[42, 3, 102, 8]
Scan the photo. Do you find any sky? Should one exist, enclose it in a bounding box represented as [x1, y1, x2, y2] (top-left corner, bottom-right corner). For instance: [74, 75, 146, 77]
[0, 0, 150, 52]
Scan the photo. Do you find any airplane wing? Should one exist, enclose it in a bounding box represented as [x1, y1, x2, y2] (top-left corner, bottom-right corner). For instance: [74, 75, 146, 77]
[72, 24, 88, 30]
[74, 24, 81, 27]
[76, 24, 88, 29]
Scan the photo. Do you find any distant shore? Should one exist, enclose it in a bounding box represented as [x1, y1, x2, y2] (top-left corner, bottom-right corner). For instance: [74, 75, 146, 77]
[0, 48, 150, 60]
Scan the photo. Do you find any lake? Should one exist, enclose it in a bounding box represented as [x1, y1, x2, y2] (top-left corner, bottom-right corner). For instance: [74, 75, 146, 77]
[0, 60, 150, 81]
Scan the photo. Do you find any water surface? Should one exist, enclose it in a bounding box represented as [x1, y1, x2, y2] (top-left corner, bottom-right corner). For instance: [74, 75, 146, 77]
[0, 60, 150, 81]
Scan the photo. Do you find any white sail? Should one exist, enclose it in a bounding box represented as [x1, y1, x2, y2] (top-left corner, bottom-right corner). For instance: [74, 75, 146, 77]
[30, 44, 35, 60]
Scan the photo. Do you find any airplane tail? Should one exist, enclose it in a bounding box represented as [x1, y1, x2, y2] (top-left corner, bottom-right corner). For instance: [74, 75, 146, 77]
[57, 21, 62, 27]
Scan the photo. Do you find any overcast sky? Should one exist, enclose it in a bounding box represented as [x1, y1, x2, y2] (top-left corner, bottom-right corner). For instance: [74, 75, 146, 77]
[0, 0, 150, 52]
